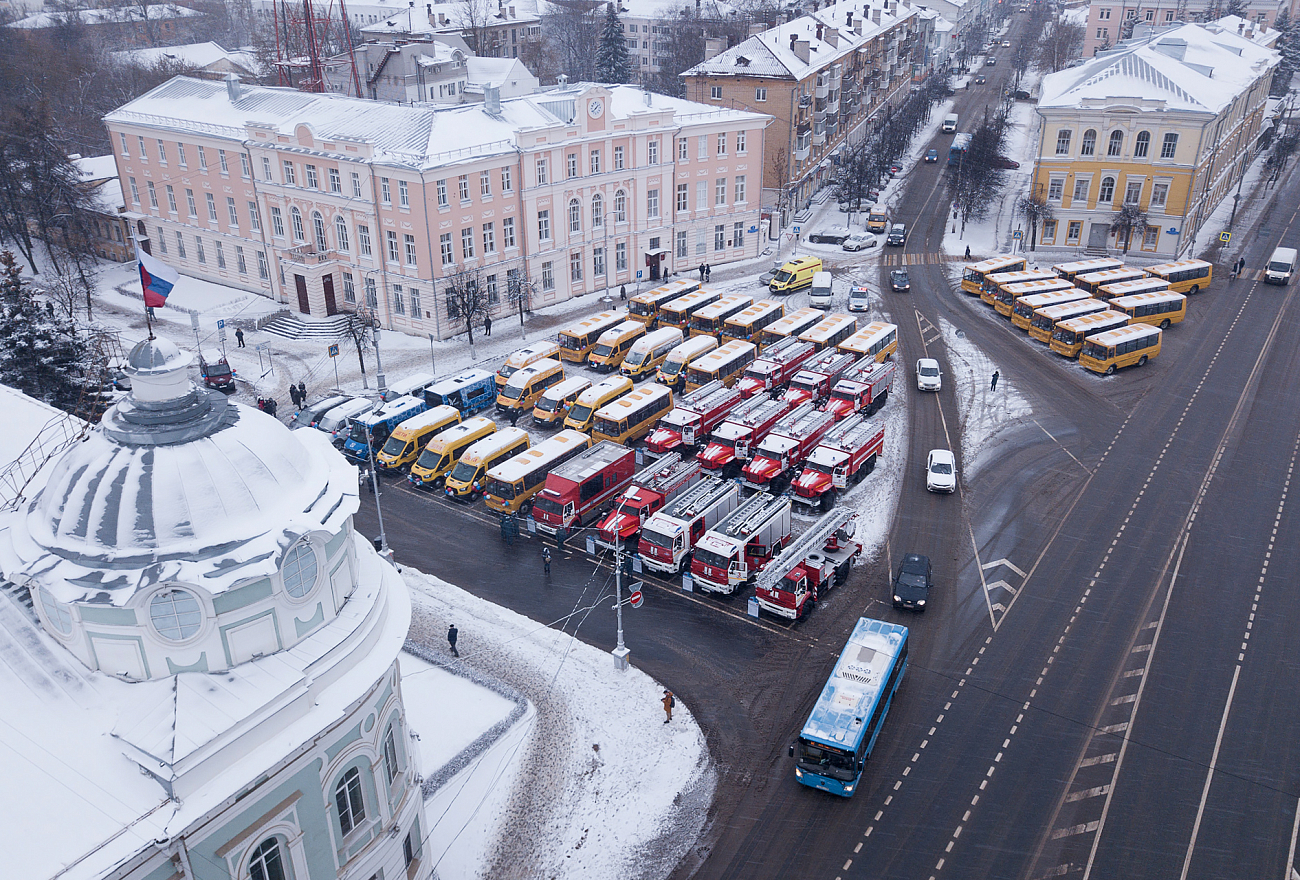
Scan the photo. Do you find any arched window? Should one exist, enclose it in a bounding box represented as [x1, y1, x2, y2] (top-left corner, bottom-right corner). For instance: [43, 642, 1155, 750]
[334, 216, 350, 252]
[290, 208, 305, 242]
[312, 212, 328, 251]
[1080, 129, 1097, 157]
[613, 190, 627, 224]
[568, 198, 581, 233]
[1107, 130, 1124, 157]
[38, 587, 72, 635]
[149, 588, 203, 641]
[591, 194, 604, 228]
[1134, 130, 1151, 158]
[1098, 176, 1116, 203]
[282, 543, 319, 599]
[248, 839, 287, 880]
[383, 724, 401, 784]
[335, 767, 366, 834]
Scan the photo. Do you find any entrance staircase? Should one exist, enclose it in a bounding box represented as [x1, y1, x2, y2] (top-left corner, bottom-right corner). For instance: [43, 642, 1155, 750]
[258, 314, 354, 341]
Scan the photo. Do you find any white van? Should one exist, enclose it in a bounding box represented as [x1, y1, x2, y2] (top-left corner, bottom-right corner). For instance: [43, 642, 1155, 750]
[809, 271, 834, 309]
[1265, 246, 1297, 285]
[381, 372, 436, 401]
[942, 113, 959, 133]
[317, 397, 377, 442]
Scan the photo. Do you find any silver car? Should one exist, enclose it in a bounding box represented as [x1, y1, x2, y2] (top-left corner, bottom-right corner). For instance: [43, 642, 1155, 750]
[842, 232, 878, 252]
[759, 259, 783, 286]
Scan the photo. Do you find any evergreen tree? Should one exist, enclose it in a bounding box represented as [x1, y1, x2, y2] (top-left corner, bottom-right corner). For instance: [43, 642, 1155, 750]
[0, 251, 89, 411]
[596, 3, 632, 84]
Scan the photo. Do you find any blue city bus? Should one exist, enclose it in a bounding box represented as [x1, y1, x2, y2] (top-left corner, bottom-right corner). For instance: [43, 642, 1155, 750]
[424, 369, 497, 417]
[790, 618, 909, 797]
[341, 395, 427, 462]
[948, 133, 972, 166]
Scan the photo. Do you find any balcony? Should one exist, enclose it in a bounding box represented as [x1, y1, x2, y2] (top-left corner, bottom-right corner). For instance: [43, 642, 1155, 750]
[812, 127, 826, 146]
[798, 94, 812, 108]
[815, 80, 829, 99]
[283, 245, 345, 265]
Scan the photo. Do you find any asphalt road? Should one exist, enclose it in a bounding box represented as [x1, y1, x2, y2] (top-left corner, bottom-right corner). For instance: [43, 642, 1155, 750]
[353, 25, 1300, 880]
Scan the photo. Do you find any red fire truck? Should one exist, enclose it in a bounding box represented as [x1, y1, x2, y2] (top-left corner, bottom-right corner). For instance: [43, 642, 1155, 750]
[740, 403, 836, 494]
[823, 359, 895, 420]
[791, 415, 885, 510]
[594, 453, 702, 548]
[696, 396, 793, 477]
[531, 441, 637, 537]
[638, 477, 741, 574]
[782, 349, 858, 406]
[753, 507, 862, 619]
[690, 492, 792, 594]
[644, 380, 742, 454]
[734, 337, 817, 398]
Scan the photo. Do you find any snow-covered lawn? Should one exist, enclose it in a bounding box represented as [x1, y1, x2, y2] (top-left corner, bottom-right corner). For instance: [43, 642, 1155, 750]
[939, 316, 1032, 478]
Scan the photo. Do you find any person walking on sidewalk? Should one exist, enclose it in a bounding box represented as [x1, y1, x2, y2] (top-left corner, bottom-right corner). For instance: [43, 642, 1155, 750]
[484, 315, 492, 337]
[964, 245, 971, 260]
[662, 690, 675, 723]
[620, 284, 627, 301]
[704, 264, 711, 282]
[289, 384, 301, 409]
[698, 263, 706, 281]
[235, 327, 245, 348]
[447, 624, 460, 657]
[990, 370, 1000, 391]
[542, 547, 552, 576]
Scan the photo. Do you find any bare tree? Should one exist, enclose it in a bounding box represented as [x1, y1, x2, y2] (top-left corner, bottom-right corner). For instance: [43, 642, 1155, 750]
[1038, 21, 1084, 73]
[1109, 203, 1149, 253]
[540, 0, 604, 83]
[453, 0, 497, 55]
[1017, 192, 1055, 251]
[443, 267, 491, 346]
[339, 309, 376, 390]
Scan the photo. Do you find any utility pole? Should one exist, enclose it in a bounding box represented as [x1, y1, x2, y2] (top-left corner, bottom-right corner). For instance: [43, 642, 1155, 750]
[364, 423, 389, 557]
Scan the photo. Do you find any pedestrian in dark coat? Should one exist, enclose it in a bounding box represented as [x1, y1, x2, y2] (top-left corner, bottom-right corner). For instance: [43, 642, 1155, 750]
[484, 315, 492, 337]
[964, 245, 971, 259]
[620, 284, 627, 301]
[289, 384, 301, 408]
[705, 264, 711, 282]
[542, 547, 552, 576]
[265, 397, 278, 416]
[508, 407, 520, 427]
[298, 381, 306, 402]
[235, 328, 245, 348]
[447, 624, 459, 657]
[662, 690, 675, 723]
[990, 370, 1000, 390]
[698, 263, 706, 281]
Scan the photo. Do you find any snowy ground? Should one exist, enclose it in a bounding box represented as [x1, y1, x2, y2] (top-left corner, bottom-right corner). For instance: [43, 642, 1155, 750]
[938, 316, 1032, 479]
[398, 568, 714, 880]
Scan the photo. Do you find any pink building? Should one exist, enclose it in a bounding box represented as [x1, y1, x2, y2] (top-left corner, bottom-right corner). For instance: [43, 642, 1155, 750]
[1079, 0, 1283, 57]
[104, 76, 771, 338]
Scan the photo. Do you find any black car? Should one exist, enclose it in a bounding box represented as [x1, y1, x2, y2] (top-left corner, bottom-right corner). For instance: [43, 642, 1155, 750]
[890, 269, 911, 292]
[808, 226, 853, 245]
[892, 553, 932, 611]
[990, 155, 1021, 170]
[1009, 89, 1032, 100]
[886, 223, 908, 246]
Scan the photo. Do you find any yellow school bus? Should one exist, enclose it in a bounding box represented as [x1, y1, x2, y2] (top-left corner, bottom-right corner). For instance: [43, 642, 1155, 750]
[1052, 257, 1124, 283]
[373, 405, 461, 472]
[659, 289, 723, 330]
[1097, 277, 1170, 301]
[1073, 267, 1146, 297]
[1028, 298, 1108, 344]
[721, 300, 784, 344]
[483, 430, 591, 514]
[683, 340, 758, 392]
[620, 327, 685, 379]
[1050, 310, 1130, 358]
[496, 341, 561, 390]
[629, 279, 701, 324]
[797, 313, 857, 351]
[557, 311, 627, 363]
[1144, 259, 1212, 294]
[588, 320, 647, 371]
[981, 269, 1056, 306]
[564, 375, 634, 432]
[1011, 288, 1090, 330]
[758, 307, 823, 348]
[444, 428, 531, 500]
[1080, 324, 1161, 375]
[591, 385, 674, 444]
[408, 417, 497, 489]
[962, 255, 1027, 295]
[1110, 290, 1187, 328]
[837, 321, 898, 362]
[995, 278, 1078, 317]
[657, 336, 718, 387]
[690, 295, 754, 337]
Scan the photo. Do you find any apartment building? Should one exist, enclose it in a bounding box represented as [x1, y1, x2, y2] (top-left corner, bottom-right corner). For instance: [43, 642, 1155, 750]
[1080, 0, 1285, 57]
[104, 75, 769, 338]
[683, 0, 933, 213]
[1030, 22, 1277, 257]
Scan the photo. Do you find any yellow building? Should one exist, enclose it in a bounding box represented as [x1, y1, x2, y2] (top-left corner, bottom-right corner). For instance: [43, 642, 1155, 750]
[1030, 22, 1277, 258]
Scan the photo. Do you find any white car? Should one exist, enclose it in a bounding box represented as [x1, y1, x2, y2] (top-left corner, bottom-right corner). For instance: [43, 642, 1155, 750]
[848, 286, 871, 312]
[926, 449, 957, 493]
[916, 358, 942, 391]
[842, 232, 878, 252]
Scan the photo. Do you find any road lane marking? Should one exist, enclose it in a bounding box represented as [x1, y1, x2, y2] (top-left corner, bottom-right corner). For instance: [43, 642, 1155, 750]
[1286, 798, 1300, 880]
[1179, 663, 1242, 880]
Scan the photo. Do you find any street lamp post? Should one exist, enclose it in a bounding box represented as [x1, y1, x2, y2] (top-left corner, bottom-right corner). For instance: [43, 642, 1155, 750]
[364, 423, 389, 557]
[373, 319, 387, 394]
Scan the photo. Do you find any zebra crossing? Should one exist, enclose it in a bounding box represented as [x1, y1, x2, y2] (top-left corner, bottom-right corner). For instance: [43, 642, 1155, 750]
[879, 252, 963, 266]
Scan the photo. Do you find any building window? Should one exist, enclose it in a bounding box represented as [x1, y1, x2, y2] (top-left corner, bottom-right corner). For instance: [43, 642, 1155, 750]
[177, 143, 188, 168]
[566, 153, 578, 179]
[536, 157, 548, 185]
[1066, 220, 1082, 243]
[717, 133, 727, 156]
[1160, 133, 1178, 159]
[405, 233, 418, 266]
[237, 246, 248, 274]
[197, 146, 207, 170]
[494, 167, 509, 195]
[411, 288, 421, 316]
[614, 146, 624, 170]
[352, 172, 362, 197]
[166, 185, 178, 214]
[186, 189, 197, 217]
[1098, 176, 1115, 202]
[217, 149, 228, 174]
[329, 168, 342, 194]
[240, 154, 251, 179]
[387, 230, 399, 262]
[1124, 180, 1142, 204]
[679, 137, 689, 161]
[1107, 130, 1124, 157]
[291, 208, 305, 242]
[313, 212, 328, 251]
[282, 543, 318, 598]
[698, 135, 708, 160]
[157, 139, 168, 164]
[342, 271, 355, 302]
[335, 768, 366, 835]
[1055, 129, 1072, 155]
[735, 175, 746, 203]
[480, 222, 495, 254]
[1081, 129, 1096, 156]
[714, 225, 725, 251]
[755, 87, 767, 102]
[138, 135, 147, 159]
[399, 180, 410, 207]
[129, 178, 140, 205]
[648, 140, 658, 165]
[1047, 178, 1064, 201]
[157, 227, 167, 253]
[358, 224, 372, 256]
[1099, 7, 1111, 19]
[737, 130, 746, 154]
[119, 132, 129, 157]
[271, 206, 285, 237]
[502, 217, 516, 248]
[224, 197, 237, 227]
[696, 181, 707, 210]
[710, 85, 723, 99]
[1134, 131, 1151, 158]
[570, 251, 583, 282]
[592, 195, 604, 228]
[647, 188, 659, 219]
[248, 839, 287, 880]
[379, 177, 390, 204]
[542, 261, 554, 290]
[440, 233, 453, 265]
[257, 251, 269, 279]
[206, 193, 218, 222]
[305, 164, 318, 189]
[538, 209, 551, 241]
[283, 160, 296, 185]
[1150, 182, 1169, 209]
[715, 178, 727, 206]
[615, 241, 627, 271]
[249, 201, 261, 232]
[674, 230, 686, 258]
[1042, 219, 1057, 243]
[1143, 225, 1160, 248]
[487, 274, 499, 303]
[594, 246, 605, 277]
[461, 227, 475, 260]
[147, 182, 159, 209]
[364, 277, 377, 308]
[613, 190, 626, 223]
[569, 198, 581, 233]
[734, 221, 744, 248]
[393, 285, 405, 314]
[262, 157, 273, 181]
[677, 184, 689, 212]
[335, 217, 350, 251]
[149, 588, 202, 641]
[38, 587, 72, 634]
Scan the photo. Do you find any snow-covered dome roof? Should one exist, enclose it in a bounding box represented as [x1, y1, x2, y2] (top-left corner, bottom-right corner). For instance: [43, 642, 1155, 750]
[124, 335, 191, 375]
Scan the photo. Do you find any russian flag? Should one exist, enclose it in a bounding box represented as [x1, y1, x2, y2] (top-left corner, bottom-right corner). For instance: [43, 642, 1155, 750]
[137, 246, 179, 308]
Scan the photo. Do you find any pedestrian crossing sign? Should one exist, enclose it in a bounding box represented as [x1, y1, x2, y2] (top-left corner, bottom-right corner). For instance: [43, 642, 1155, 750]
[328, 343, 340, 358]
[1219, 231, 1231, 243]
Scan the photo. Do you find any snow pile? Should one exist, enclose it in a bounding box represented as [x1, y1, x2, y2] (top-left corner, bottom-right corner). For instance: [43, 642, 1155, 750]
[939, 316, 1031, 476]
[400, 568, 715, 880]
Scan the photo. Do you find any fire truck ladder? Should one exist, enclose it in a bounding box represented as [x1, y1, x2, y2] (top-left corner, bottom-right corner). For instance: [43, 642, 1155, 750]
[664, 476, 731, 520]
[682, 379, 725, 408]
[763, 336, 814, 362]
[729, 394, 778, 424]
[838, 357, 880, 384]
[756, 506, 855, 592]
[822, 414, 868, 447]
[770, 401, 818, 435]
[630, 451, 685, 491]
[686, 384, 739, 415]
[720, 492, 788, 538]
[784, 406, 835, 438]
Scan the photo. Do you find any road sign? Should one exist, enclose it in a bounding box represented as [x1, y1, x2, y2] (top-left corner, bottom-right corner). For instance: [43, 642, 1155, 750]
[1219, 231, 1231, 243]
[1168, 227, 1180, 235]
[1013, 229, 1023, 240]
[328, 343, 340, 358]
[792, 225, 801, 233]
[637, 270, 644, 280]
[216, 318, 225, 330]
[629, 590, 643, 608]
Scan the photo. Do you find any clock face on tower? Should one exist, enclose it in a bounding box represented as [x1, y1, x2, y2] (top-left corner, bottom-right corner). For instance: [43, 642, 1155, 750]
[589, 99, 604, 118]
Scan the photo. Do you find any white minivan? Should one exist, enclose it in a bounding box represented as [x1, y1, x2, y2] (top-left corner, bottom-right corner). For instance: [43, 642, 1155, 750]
[916, 358, 942, 391]
[809, 271, 834, 309]
[1265, 246, 1297, 285]
[942, 113, 959, 133]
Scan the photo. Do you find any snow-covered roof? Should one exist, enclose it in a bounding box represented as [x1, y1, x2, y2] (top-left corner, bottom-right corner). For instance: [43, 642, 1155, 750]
[7, 2, 200, 29]
[1038, 21, 1278, 114]
[111, 41, 261, 75]
[72, 155, 127, 214]
[465, 55, 538, 89]
[684, 0, 921, 81]
[106, 77, 769, 170]
[615, 0, 739, 20]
